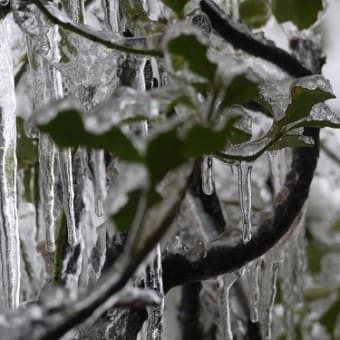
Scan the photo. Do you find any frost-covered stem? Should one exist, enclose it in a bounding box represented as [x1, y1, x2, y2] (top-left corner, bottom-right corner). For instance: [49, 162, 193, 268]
[31, 0, 163, 57]
[0, 17, 20, 309]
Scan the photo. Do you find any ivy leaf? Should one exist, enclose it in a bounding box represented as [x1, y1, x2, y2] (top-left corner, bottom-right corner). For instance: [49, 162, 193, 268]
[239, 0, 271, 28]
[38, 109, 142, 163]
[272, 0, 323, 30]
[146, 115, 240, 184]
[167, 34, 217, 82]
[279, 86, 335, 127]
[161, 0, 190, 17]
[219, 74, 260, 111]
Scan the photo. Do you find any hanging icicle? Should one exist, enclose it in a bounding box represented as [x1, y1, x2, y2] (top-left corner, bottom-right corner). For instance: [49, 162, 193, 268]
[237, 162, 253, 243]
[0, 17, 20, 309]
[258, 254, 280, 340]
[89, 150, 107, 217]
[202, 155, 214, 195]
[247, 259, 261, 323]
[58, 149, 77, 246]
[145, 244, 164, 340]
[220, 270, 243, 340]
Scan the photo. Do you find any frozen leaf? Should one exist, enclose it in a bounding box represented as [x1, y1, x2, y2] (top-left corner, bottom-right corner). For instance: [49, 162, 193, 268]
[37, 108, 142, 163]
[279, 86, 335, 128]
[166, 27, 217, 83]
[146, 114, 240, 184]
[272, 0, 323, 29]
[219, 74, 260, 112]
[239, 0, 271, 28]
[268, 134, 314, 151]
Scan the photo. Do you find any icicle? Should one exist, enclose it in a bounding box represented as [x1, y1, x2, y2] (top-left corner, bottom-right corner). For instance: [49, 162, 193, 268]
[247, 259, 261, 322]
[26, 19, 64, 253]
[0, 17, 20, 309]
[237, 162, 253, 243]
[220, 271, 242, 340]
[259, 256, 280, 340]
[58, 149, 77, 246]
[101, 0, 120, 32]
[146, 244, 164, 340]
[202, 156, 214, 195]
[90, 150, 107, 217]
[38, 134, 57, 252]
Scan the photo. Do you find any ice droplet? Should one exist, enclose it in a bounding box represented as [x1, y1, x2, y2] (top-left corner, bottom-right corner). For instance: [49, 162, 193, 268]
[0, 18, 20, 309]
[237, 162, 253, 243]
[146, 244, 164, 340]
[202, 156, 214, 195]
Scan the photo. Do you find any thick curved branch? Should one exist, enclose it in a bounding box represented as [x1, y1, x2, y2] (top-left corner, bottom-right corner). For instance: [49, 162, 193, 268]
[163, 126, 319, 290]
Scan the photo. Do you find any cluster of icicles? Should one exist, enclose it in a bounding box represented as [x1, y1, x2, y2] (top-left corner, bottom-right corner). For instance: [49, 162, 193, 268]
[0, 1, 308, 340]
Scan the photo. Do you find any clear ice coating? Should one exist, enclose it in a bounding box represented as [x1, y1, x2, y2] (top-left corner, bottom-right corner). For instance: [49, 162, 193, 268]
[0, 18, 20, 309]
[202, 156, 214, 195]
[237, 162, 253, 243]
[145, 244, 164, 340]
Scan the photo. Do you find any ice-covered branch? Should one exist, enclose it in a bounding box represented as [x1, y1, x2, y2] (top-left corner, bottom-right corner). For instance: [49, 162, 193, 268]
[28, 0, 163, 57]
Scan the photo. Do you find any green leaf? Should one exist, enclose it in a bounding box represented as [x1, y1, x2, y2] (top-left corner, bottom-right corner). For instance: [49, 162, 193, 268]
[239, 0, 271, 28]
[268, 134, 314, 151]
[167, 34, 217, 82]
[38, 109, 142, 163]
[16, 117, 38, 169]
[161, 0, 190, 17]
[272, 0, 323, 29]
[112, 189, 143, 232]
[319, 294, 340, 338]
[219, 74, 260, 111]
[146, 116, 240, 184]
[279, 86, 335, 127]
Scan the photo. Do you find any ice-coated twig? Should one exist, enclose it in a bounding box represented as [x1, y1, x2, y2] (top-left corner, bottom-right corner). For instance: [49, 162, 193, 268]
[0, 17, 21, 309]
